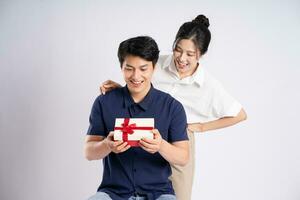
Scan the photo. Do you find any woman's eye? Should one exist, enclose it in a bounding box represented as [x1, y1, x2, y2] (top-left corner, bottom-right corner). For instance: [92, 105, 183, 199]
[174, 48, 181, 52]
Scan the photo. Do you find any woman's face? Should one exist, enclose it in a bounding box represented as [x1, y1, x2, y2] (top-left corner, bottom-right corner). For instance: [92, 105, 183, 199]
[173, 39, 201, 77]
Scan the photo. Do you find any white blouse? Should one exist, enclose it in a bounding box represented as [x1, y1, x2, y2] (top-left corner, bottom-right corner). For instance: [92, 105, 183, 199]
[152, 54, 242, 123]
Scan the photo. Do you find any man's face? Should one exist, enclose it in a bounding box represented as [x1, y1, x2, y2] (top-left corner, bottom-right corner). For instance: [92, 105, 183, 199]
[122, 55, 154, 96]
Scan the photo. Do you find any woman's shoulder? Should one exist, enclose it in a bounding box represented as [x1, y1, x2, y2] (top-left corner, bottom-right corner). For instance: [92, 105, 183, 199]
[201, 68, 225, 91]
[155, 54, 173, 70]
[159, 54, 172, 60]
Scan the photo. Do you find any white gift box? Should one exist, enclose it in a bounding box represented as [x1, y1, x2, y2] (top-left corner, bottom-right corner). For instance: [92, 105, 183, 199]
[114, 118, 154, 146]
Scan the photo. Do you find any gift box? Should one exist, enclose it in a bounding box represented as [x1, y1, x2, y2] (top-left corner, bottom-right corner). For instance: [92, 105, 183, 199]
[114, 118, 154, 147]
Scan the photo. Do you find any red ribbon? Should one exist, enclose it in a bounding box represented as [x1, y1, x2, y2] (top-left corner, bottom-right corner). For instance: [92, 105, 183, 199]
[114, 118, 153, 142]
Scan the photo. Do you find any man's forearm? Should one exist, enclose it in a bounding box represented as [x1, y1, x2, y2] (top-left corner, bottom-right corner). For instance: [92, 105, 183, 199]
[84, 140, 111, 160]
[158, 140, 189, 166]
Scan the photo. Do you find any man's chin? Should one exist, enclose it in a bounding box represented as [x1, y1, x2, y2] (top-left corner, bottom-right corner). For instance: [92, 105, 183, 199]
[127, 86, 142, 94]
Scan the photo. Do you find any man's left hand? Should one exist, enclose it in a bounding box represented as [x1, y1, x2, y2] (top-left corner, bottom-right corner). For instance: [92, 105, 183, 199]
[139, 129, 163, 154]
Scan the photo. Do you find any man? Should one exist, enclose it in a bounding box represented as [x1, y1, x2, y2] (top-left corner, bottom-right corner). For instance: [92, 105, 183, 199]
[85, 36, 189, 200]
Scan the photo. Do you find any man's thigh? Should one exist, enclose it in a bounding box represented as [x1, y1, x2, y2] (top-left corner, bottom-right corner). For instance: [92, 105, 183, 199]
[88, 192, 112, 200]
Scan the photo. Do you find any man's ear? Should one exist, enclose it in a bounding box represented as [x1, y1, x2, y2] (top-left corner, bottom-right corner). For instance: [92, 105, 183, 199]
[196, 50, 202, 60]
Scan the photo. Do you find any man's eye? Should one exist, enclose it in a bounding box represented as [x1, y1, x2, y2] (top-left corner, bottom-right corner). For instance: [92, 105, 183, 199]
[125, 68, 133, 71]
[141, 68, 147, 71]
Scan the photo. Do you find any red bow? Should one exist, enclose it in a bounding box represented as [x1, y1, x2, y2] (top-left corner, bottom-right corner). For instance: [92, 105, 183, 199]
[119, 118, 136, 141]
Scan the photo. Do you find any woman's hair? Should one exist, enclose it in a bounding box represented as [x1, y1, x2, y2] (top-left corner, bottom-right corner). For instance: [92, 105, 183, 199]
[173, 14, 211, 55]
[118, 36, 160, 67]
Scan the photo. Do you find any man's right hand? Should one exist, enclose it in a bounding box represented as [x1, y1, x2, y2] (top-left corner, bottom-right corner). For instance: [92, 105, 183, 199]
[104, 131, 131, 153]
[100, 80, 122, 95]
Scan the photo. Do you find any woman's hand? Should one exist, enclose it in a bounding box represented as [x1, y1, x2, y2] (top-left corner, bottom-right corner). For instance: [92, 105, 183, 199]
[100, 80, 122, 95]
[187, 123, 204, 133]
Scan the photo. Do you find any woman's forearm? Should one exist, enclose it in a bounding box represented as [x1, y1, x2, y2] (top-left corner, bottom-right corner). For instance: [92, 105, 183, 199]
[189, 108, 247, 133]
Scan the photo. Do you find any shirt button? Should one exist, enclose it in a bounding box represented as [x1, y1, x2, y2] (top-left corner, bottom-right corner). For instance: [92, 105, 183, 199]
[133, 169, 137, 172]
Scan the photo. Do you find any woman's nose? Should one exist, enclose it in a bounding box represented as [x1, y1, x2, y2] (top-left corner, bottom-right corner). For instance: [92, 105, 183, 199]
[179, 53, 187, 61]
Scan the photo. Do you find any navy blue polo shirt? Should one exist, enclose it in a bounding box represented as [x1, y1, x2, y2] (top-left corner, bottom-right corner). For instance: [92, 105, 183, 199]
[87, 85, 188, 200]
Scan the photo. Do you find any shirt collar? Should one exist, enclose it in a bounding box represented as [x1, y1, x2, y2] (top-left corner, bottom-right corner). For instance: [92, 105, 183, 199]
[162, 55, 205, 87]
[191, 64, 205, 87]
[122, 85, 155, 111]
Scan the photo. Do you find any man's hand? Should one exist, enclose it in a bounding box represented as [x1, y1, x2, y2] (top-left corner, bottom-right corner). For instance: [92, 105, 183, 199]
[139, 129, 163, 154]
[105, 131, 131, 153]
[100, 80, 122, 95]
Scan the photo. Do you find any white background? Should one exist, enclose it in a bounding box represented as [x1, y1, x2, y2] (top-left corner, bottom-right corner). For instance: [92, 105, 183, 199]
[0, 0, 299, 199]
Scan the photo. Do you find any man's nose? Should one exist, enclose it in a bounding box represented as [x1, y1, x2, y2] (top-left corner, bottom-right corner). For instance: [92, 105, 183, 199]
[132, 69, 141, 79]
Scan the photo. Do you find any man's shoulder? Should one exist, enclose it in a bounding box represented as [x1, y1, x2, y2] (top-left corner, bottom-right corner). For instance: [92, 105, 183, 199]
[96, 87, 124, 104]
[152, 87, 171, 99]
[152, 88, 184, 110]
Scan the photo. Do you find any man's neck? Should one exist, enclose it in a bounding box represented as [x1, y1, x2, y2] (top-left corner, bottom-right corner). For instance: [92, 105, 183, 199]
[130, 85, 151, 103]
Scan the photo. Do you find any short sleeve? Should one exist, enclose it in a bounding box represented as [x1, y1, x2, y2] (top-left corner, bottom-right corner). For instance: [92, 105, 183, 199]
[168, 100, 188, 142]
[87, 96, 107, 137]
[212, 83, 242, 118]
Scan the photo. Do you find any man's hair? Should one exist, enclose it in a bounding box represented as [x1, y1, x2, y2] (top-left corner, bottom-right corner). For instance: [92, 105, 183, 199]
[118, 36, 160, 67]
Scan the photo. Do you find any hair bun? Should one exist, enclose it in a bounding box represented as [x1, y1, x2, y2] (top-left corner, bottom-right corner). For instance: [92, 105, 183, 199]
[192, 14, 210, 28]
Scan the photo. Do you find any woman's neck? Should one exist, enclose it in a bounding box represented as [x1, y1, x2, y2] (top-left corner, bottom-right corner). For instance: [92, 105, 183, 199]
[178, 63, 199, 79]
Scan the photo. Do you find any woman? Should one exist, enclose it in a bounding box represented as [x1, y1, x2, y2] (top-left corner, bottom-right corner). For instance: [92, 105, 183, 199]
[101, 14, 247, 200]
